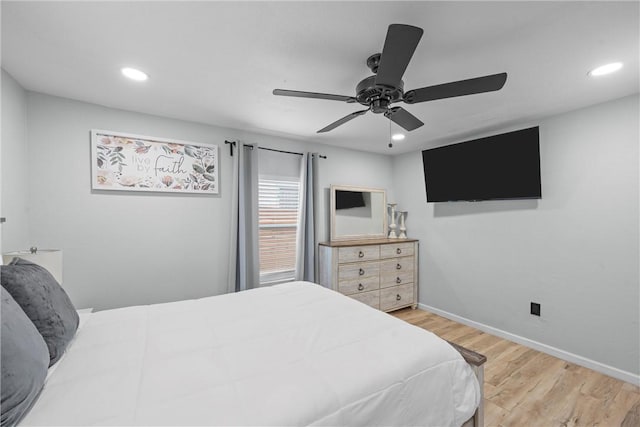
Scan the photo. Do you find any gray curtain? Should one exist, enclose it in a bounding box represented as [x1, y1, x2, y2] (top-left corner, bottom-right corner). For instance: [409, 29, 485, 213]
[295, 153, 317, 282]
[227, 142, 260, 293]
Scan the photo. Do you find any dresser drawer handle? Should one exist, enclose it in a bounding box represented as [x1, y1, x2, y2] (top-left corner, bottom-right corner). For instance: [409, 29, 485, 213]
[358, 251, 364, 258]
[396, 263, 402, 270]
[396, 277, 402, 284]
[396, 294, 402, 301]
[359, 268, 365, 276]
[358, 283, 364, 291]
[396, 248, 402, 254]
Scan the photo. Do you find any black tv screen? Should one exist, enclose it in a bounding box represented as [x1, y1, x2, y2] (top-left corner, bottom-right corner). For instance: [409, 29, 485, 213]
[335, 190, 366, 209]
[422, 127, 541, 202]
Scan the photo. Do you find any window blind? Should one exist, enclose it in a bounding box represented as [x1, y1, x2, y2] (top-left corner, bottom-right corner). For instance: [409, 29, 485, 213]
[259, 178, 300, 285]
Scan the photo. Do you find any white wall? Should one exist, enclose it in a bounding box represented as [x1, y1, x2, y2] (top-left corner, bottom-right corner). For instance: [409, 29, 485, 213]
[24, 91, 394, 311]
[1, 69, 30, 252]
[392, 94, 639, 377]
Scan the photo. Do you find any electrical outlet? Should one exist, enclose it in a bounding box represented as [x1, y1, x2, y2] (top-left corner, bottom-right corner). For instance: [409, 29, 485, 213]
[531, 302, 541, 316]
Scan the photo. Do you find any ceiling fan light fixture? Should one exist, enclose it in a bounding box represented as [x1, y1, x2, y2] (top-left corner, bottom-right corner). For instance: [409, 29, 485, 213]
[588, 62, 623, 77]
[121, 67, 148, 81]
[391, 133, 405, 141]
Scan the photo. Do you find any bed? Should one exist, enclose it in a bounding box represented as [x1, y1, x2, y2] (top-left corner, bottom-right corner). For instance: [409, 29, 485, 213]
[7, 279, 483, 426]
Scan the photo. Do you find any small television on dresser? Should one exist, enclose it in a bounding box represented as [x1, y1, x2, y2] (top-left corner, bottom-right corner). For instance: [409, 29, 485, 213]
[421, 126, 541, 202]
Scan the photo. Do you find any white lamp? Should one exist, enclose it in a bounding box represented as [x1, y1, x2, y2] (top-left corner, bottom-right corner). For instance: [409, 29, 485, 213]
[2, 247, 63, 284]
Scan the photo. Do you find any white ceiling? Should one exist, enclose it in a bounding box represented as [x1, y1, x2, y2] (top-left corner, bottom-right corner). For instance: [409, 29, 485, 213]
[2, 1, 638, 154]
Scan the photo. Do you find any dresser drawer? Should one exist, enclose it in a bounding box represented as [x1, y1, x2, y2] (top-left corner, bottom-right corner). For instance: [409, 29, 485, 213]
[338, 261, 380, 281]
[379, 256, 414, 275]
[349, 290, 380, 310]
[380, 242, 414, 259]
[338, 276, 380, 295]
[380, 270, 414, 289]
[380, 284, 414, 311]
[338, 245, 380, 263]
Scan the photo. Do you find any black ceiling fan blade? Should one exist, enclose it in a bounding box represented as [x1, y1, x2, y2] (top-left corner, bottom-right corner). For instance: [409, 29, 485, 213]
[384, 107, 424, 131]
[273, 89, 356, 103]
[404, 72, 507, 104]
[375, 24, 424, 89]
[317, 109, 369, 133]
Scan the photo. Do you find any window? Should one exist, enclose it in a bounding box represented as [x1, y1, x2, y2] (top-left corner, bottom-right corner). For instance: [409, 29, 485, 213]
[258, 177, 300, 285]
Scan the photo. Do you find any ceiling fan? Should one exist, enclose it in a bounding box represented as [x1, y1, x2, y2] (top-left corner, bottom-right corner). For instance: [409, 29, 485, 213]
[273, 24, 507, 134]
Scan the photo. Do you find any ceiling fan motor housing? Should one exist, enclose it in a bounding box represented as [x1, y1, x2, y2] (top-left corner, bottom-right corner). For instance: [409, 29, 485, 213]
[356, 74, 404, 113]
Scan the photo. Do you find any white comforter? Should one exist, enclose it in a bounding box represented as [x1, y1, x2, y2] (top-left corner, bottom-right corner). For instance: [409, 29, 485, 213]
[22, 282, 480, 426]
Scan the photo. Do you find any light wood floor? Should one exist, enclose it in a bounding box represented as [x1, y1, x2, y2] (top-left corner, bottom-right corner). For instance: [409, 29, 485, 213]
[392, 308, 640, 427]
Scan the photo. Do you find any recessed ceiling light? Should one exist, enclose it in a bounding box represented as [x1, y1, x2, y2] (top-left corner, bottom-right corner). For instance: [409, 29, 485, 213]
[121, 67, 148, 81]
[588, 62, 623, 77]
[391, 133, 405, 141]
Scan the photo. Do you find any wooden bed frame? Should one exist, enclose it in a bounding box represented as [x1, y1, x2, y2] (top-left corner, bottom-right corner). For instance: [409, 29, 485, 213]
[448, 341, 487, 427]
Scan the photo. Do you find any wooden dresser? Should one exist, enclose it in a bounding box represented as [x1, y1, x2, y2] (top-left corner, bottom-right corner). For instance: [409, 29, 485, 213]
[318, 238, 419, 312]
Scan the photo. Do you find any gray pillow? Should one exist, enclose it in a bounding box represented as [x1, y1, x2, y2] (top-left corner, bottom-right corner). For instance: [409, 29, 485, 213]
[1, 286, 49, 427]
[1, 257, 79, 366]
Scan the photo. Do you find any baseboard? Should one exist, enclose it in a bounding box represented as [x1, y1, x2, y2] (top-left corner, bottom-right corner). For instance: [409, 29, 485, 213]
[419, 303, 640, 386]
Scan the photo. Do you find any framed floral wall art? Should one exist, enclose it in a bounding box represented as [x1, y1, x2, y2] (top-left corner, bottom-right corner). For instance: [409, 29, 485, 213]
[91, 130, 219, 194]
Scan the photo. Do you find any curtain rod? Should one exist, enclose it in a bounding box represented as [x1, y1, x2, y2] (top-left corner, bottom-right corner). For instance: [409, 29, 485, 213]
[224, 140, 326, 159]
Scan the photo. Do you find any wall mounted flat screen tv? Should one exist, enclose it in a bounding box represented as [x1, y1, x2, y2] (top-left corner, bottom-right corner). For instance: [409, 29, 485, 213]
[422, 127, 541, 202]
[335, 190, 366, 209]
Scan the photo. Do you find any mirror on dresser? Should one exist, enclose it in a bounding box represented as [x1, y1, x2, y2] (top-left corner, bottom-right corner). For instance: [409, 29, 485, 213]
[330, 185, 387, 241]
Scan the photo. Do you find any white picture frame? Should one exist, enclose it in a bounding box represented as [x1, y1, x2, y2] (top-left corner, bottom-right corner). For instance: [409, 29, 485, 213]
[91, 129, 219, 194]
